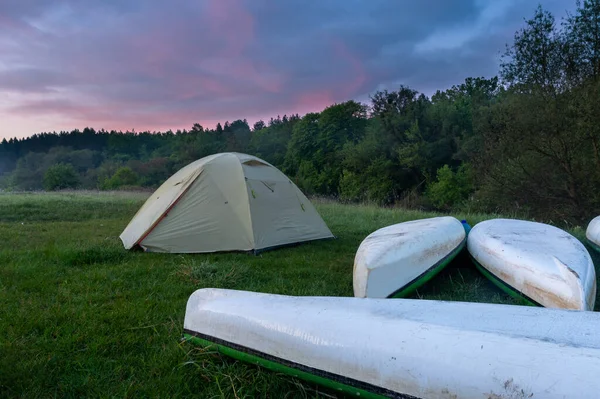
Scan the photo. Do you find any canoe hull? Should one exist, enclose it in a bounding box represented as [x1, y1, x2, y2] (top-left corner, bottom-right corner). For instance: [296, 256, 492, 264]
[467, 218, 596, 311]
[586, 215, 600, 253]
[470, 255, 542, 307]
[353, 216, 467, 298]
[183, 288, 600, 399]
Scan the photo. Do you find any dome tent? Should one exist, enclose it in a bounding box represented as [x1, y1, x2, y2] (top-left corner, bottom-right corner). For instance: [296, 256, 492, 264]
[119, 152, 334, 254]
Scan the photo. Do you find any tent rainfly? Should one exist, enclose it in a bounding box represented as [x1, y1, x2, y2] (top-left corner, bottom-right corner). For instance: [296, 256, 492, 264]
[119, 152, 334, 254]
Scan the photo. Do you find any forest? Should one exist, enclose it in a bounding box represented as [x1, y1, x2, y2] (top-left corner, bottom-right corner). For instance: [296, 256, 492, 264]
[2, 1, 600, 225]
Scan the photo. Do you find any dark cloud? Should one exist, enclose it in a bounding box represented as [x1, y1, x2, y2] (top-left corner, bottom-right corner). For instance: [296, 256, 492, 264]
[0, 0, 578, 138]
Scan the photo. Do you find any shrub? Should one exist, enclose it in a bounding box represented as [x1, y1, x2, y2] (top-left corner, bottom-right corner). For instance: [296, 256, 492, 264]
[43, 163, 80, 191]
[339, 157, 397, 205]
[426, 163, 474, 210]
[101, 167, 139, 190]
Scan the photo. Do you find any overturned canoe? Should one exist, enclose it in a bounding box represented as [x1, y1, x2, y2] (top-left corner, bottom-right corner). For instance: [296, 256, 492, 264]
[183, 288, 600, 399]
[468, 218, 596, 311]
[586, 215, 600, 253]
[353, 216, 468, 298]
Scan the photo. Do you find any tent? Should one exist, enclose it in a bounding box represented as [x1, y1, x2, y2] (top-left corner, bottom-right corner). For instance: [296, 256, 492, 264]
[119, 152, 334, 253]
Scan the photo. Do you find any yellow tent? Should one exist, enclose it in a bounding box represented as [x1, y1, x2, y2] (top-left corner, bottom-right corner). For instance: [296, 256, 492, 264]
[119, 152, 334, 253]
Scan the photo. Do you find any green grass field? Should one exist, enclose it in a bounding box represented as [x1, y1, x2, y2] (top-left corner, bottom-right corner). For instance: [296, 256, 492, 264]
[1, 191, 599, 398]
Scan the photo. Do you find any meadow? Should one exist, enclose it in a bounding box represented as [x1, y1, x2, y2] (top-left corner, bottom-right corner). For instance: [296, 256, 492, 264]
[1, 191, 599, 398]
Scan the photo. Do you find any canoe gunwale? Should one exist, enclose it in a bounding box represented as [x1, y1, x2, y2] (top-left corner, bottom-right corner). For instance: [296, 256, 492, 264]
[387, 237, 467, 299]
[469, 255, 542, 307]
[586, 237, 600, 254]
[182, 329, 419, 399]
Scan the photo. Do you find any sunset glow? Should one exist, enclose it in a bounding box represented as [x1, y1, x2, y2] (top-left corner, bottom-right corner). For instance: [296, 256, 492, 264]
[0, 0, 575, 140]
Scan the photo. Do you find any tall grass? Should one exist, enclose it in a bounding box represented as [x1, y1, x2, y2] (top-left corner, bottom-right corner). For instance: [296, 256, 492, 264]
[1, 191, 598, 398]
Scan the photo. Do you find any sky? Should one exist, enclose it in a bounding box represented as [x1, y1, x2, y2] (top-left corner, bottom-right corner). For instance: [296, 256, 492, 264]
[0, 0, 577, 140]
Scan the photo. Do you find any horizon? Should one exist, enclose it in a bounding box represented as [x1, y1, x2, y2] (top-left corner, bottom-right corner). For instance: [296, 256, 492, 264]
[0, 0, 575, 141]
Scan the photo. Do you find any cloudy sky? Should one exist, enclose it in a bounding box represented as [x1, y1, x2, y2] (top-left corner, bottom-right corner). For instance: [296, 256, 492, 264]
[0, 0, 575, 140]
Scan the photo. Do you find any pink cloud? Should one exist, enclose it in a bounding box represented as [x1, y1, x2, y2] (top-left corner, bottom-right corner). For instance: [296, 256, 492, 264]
[6, 97, 222, 133]
[0, 1, 372, 139]
[206, 0, 254, 54]
[288, 38, 368, 116]
[331, 39, 368, 98]
[202, 0, 285, 93]
[59, 0, 283, 102]
[293, 90, 335, 115]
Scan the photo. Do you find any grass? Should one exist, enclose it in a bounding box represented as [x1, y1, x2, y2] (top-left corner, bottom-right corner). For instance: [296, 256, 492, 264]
[1, 191, 599, 398]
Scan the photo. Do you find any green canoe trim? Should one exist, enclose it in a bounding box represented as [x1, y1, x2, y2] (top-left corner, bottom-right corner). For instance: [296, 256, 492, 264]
[183, 330, 418, 399]
[387, 237, 467, 299]
[469, 255, 541, 307]
[585, 238, 600, 254]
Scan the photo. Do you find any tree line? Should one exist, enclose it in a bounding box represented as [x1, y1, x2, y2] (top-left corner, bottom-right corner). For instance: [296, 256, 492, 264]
[2, 0, 600, 225]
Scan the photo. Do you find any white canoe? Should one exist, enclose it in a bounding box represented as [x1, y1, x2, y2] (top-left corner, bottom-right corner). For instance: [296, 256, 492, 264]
[353, 216, 467, 298]
[468, 218, 596, 311]
[183, 288, 600, 399]
[586, 215, 600, 252]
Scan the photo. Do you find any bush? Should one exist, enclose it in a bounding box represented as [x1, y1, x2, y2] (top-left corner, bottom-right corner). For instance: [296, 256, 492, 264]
[101, 167, 139, 190]
[338, 170, 363, 202]
[426, 163, 474, 210]
[43, 163, 80, 191]
[0, 173, 9, 190]
[339, 157, 397, 205]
